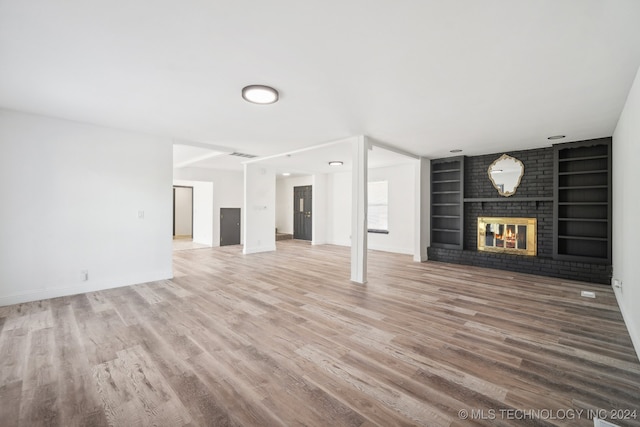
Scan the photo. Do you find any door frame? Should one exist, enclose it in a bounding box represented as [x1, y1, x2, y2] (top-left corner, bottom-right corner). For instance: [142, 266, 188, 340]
[172, 185, 194, 238]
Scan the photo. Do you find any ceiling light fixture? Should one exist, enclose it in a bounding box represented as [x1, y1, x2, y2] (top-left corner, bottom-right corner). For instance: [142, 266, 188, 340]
[328, 161, 343, 166]
[242, 85, 279, 104]
[450, 149, 462, 153]
[547, 135, 566, 140]
[282, 172, 291, 176]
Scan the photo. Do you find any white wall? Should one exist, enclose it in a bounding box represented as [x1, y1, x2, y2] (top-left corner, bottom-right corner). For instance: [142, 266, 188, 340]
[173, 179, 213, 246]
[414, 158, 430, 262]
[326, 171, 353, 247]
[173, 167, 243, 246]
[368, 165, 415, 254]
[275, 175, 313, 234]
[244, 164, 276, 254]
[312, 173, 328, 245]
[612, 65, 640, 360]
[173, 186, 193, 236]
[0, 110, 173, 306]
[326, 163, 416, 254]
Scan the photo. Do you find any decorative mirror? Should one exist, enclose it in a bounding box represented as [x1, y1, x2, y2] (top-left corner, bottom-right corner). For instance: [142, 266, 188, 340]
[488, 154, 524, 197]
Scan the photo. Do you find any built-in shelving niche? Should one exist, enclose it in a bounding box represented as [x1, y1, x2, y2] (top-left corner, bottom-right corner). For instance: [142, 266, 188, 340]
[430, 156, 464, 249]
[427, 140, 613, 284]
[553, 138, 612, 263]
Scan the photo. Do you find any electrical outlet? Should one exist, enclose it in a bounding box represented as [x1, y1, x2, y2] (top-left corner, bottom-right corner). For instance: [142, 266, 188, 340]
[81, 270, 89, 282]
[138, 210, 145, 219]
[581, 290, 596, 298]
[612, 278, 622, 291]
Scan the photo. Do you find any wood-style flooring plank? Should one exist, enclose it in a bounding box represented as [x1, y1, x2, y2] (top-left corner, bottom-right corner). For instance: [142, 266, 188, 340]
[0, 240, 638, 426]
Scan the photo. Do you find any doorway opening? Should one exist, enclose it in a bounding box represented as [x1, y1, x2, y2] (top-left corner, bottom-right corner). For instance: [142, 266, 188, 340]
[173, 185, 193, 240]
[293, 185, 312, 241]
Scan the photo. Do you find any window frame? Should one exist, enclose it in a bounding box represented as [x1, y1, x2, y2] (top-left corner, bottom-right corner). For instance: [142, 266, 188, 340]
[367, 180, 389, 234]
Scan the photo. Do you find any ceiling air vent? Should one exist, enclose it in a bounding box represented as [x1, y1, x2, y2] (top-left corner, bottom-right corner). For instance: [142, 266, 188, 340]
[229, 152, 258, 159]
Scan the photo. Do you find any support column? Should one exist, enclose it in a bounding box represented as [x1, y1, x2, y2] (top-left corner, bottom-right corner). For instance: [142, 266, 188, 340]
[243, 163, 276, 254]
[351, 136, 368, 283]
[414, 157, 430, 262]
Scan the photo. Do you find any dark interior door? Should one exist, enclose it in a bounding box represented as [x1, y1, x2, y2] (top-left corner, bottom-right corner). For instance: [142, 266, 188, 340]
[293, 186, 312, 241]
[220, 208, 241, 246]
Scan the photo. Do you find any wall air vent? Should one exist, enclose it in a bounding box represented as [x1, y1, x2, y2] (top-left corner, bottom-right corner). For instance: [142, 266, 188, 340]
[229, 152, 258, 159]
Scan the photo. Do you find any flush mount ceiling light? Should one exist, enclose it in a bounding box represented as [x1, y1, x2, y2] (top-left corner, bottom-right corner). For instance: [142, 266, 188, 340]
[328, 161, 343, 166]
[282, 172, 291, 176]
[450, 149, 463, 153]
[242, 85, 279, 104]
[547, 135, 566, 140]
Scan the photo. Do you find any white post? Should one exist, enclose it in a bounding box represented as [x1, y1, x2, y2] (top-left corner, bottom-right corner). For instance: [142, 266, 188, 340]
[414, 157, 430, 262]
[351, 136, 368, 283]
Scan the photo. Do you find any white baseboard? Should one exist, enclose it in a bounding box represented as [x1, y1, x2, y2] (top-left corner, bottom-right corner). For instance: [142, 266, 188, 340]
[368, 244, 414, 255]
[243, 245, 276, 255]
[613, 286, 640, 362]
[192, 237, 213, 247]
[0, 270, 173, 307]
[326, 240, 351, 247]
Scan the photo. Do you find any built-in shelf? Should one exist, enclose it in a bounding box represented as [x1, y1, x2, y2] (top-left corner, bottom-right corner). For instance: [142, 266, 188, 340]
[463, 197, 553, 203]
[432, 168, 460, 174]
[558, 185, 608, 190]
[431, 156, 464, 249]
[558, 218, 607, 222]
[553, 138, 611, 263]
[558, 235, 608, 241]
[557, 202, 608, 206]
[558, 155, 608, 162]
[558, 169, 608, 176]
[432, 179, 460, 184]
[428, 140, 613, 282]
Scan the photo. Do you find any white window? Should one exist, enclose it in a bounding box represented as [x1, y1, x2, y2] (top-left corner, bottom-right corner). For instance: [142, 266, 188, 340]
[368, 181, 388, 232]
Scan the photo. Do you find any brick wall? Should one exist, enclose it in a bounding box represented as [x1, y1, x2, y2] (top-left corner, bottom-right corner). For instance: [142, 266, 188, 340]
[427, 147, 612, 284]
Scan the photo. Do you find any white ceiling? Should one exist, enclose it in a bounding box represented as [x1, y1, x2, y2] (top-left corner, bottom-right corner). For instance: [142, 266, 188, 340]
[2, 0, 640, 161]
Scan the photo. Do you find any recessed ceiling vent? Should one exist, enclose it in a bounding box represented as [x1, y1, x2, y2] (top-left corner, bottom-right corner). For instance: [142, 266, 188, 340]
[229, 152, 258, 159]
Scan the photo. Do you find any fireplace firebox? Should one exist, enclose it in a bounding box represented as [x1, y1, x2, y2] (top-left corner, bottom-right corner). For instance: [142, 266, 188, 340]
[477, 217, 537, 256]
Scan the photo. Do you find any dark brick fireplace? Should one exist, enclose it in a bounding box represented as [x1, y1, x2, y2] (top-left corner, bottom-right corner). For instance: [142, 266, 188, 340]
[428, 141, 612, 284]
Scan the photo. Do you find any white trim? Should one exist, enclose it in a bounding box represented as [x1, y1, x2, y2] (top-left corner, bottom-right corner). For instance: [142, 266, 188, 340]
[243, 136, 359, 165]
[172, 138, 235, 153]
[369, 139, 420, 159]
[350, 136, 368, 284]
[414, 157, 430, 262]
[0, 270, 172, 307]
[368, 245, 414, 255]
[613, 285, 640, 362]
[243, 244, 277, 255]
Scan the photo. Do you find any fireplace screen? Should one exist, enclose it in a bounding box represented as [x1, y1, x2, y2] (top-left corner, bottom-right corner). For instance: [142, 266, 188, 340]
[477, 217, 537, 256]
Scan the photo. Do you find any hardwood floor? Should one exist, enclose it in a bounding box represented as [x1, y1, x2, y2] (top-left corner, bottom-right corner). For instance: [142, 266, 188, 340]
[0, 240, 638, 426]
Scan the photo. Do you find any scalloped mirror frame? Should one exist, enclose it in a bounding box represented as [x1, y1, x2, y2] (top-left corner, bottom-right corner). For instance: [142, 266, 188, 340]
[488, 154, 525, 197]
